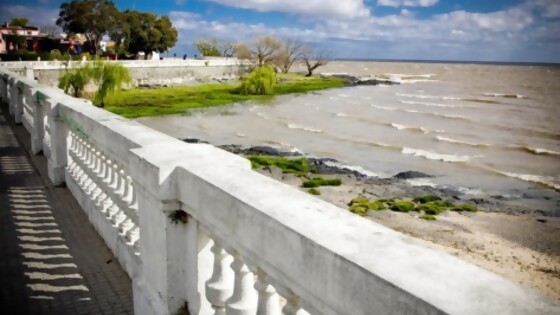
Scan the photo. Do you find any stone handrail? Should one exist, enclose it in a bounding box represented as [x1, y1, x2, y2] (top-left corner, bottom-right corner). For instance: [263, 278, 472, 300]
[0, 58, 249, 71]
[1, 68, 558, 315]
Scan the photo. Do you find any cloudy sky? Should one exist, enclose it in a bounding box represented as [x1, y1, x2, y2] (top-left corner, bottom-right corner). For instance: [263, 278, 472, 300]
[1, 0, 559, 62]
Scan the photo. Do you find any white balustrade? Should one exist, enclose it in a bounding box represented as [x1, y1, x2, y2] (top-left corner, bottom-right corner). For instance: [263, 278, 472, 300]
[2, 66, 559, 315]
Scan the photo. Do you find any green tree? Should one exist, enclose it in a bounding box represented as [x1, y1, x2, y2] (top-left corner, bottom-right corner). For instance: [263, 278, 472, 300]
[58, 63, 95, 97]
[110, 10, 177, 59]
[194, 39, 222, 57]
[10, 18, 29, 27]
[239, 66, 276, 95]
[56, 0, 119, 54]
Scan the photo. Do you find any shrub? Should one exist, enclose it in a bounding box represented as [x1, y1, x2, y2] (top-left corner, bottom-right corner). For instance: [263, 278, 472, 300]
[308, 188, 321, 196]
[58, 63, 95, 97]
[348, 196, 386, 213]
[239, 66, 276, 95]
[452, 204, 478, 212]
[413, 195, 442, 204]
[390, 201, 415, 213]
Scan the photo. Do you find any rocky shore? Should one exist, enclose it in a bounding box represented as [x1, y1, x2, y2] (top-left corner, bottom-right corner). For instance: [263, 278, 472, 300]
[183, 138, 560, 299]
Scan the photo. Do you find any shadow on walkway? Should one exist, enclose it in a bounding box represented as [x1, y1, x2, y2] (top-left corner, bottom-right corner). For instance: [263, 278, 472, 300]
[0, 104, 134, 315]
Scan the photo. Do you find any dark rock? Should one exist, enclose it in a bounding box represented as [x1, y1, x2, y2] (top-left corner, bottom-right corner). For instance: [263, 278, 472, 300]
[393, 171, 433, 180]
[182, 138, 209, 144]
[469, 198, 493, 205]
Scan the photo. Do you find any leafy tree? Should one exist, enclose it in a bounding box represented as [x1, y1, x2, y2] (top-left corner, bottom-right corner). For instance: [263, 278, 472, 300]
[56, 0, 119, 54]
[110, 10, 177, 59]
[194, 39, 221, 57]
[301, 47, 329, 77]
[10, 18, 29, 27]
[239, 66, 276, 95]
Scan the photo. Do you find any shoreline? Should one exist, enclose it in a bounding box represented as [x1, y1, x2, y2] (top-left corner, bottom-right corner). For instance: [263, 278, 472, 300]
[183, 139, 560, 299]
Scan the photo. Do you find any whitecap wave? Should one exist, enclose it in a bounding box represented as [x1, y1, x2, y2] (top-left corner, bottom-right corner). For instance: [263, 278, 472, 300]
[400, 79, 440, 84]
[521, 146, 560, 156]
[483, 93, 525, 99]
[391, 123, 428, 134]
[323, 161, 380, 178]
[497, 171, 560, 191]
[235, 132, 247, 138]
[402, 147, 479, 163]
[436, 136, 490, 147]
[407, 178, 438, 188]
[335, 112, 348, 117]
[287, 124, 322, 133]
[386, 73, 437, 79]
[398, 100, 473, 108]
[371, 105, 399, 111]
[396, 93, 462, 101]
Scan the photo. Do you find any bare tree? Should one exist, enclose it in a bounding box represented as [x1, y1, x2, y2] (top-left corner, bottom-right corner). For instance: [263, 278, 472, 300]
[220, 42, 234, 57]
[274, 39, 304, 74]
[252, 36, 281, 66]
[301, 46, 329, 77]
[234, 43, 252, 60]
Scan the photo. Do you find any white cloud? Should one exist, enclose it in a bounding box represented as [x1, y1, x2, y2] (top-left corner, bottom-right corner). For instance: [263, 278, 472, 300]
[169, 2, 559, 63]
[203, 0, 370, 19]
[377, 0, 439, 7]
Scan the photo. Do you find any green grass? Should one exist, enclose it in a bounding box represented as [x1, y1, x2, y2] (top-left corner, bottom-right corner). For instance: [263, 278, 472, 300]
[390, 201, 415, 213]
[104, 75, 346, 118]
[301, 177, 342, 188]
[247, 155, 310, 175]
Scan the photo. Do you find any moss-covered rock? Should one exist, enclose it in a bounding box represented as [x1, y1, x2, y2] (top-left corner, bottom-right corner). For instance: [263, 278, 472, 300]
[452, 204, 478, 212]
[248, 155, 310, 175]
[413, 195, 442, 204]
[301, 177, 342, 188]
[417, 202, 447, 215]
[390, 201, 415, 212]
[308, 188, 321, 196]
[421, 214, 437, 221]
[350, 205, 369, 216]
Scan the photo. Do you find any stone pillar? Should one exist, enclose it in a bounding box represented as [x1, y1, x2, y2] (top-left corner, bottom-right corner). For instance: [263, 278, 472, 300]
[46, 100, 68, 185]
[25, 67, 34, 80]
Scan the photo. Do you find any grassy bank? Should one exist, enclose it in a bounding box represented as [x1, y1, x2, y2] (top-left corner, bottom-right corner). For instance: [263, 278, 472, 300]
[104, 74, 346, 118]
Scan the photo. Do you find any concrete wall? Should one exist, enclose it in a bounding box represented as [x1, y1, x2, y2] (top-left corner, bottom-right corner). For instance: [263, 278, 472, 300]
[2, 68, 560, 315]
[0, 59, 251, 87]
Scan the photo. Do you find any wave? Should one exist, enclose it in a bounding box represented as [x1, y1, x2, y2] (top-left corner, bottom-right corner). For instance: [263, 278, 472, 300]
[401, 147, 480, 163]
[407, 178, 438, 188]
[397, 93, 499, 104]
[334, 112, 348, 117]
[519, 146, 560, 156]
[495, 171, 560, 192]
[436, 136, 490, 147]
[287, 123, 322, 133]
[235, 132, 247, 138]
[483, 93, 525, 99]
[323, 160, 380, 178]
[370, 104, 399, 111]
[396, 93, 462, 101]
[391, 123, 429, 134]
[372, 105, 470, 121]
[398, 100, 474, 108]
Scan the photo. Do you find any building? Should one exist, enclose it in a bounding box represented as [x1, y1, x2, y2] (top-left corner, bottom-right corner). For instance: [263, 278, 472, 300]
[0, 22, 46, 53]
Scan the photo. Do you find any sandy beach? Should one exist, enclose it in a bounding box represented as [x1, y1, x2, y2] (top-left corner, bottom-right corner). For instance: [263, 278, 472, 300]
[250, 162, 560, 300]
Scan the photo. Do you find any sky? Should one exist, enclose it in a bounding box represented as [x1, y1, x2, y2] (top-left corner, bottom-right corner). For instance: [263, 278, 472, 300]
[1, 0, 559, 63]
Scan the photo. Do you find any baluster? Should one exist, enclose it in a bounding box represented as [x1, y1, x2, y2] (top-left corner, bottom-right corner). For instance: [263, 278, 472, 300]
[122, 171, 130, 200]
[206, 242, 234, 315]
[126, 176, 136, 206]
[226, 253, 257, 315]
[255, 270, 281, 315]
[281, 290, 309, 315]
[111, 164, 120, 190]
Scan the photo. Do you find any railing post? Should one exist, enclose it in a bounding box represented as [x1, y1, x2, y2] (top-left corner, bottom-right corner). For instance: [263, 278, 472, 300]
[8, 78, 18, 117]
[45, 99, 68, 185]
[26, 87, 44, 154]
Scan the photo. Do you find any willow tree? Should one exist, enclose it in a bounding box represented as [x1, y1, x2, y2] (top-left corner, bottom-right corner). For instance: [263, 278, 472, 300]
[58, 61, 131, 107]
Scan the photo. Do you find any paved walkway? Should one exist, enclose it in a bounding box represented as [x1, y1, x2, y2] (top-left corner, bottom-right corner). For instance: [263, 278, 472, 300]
[0, 105, 134, 314]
